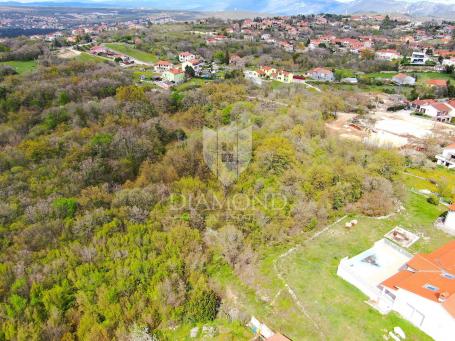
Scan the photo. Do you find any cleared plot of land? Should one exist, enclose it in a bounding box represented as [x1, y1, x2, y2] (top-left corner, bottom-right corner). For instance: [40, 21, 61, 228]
[0, 60, 37, 74]
[104, 43, 158, 63]
[72, 51, 109, 63]
[216, 192, 449, 340]
[365, 71, 455, 84]
[57, 48, 81, 59]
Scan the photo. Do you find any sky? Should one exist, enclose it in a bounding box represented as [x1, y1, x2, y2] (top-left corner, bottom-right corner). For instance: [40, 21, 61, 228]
[1, 0, 454, 2]
[0, 0, 454, 14]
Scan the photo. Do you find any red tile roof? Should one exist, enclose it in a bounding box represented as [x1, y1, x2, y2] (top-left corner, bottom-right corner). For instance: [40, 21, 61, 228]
[412, 99, 437, 106]
[382, 240, 455, 317]
[310, 67, 332, 74]
[169, 68, 183, 75]
[430, 102, 451, 113]
[394, 73, 411, 79]
[426, 79, 448, 87]
[156, 60, 172, 66]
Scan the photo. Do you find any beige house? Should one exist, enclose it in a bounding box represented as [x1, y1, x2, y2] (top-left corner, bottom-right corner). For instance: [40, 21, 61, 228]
[162, 68, 185, 84]
[257, 66, 294, 83]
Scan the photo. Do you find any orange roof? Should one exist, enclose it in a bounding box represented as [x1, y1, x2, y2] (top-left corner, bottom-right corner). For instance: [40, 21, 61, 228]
[266, 333, 291, 341]
[179, 51, 194, 57]
[169, 68, 183, 75]
[426, 79, 448, 87]
[310, 67, 332, 74]
[382, 240, 455, 317]
[431, 102, 451, 112]
[394, 73, 411, 79]
[156, 60, 171, 66]
[449, 204, 455, 211]
[412, 99, 437, 106]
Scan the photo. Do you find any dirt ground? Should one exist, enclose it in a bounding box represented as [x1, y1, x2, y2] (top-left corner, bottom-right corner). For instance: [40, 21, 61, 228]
[58, 48, 81, 59]
[327, 103, 455, 148]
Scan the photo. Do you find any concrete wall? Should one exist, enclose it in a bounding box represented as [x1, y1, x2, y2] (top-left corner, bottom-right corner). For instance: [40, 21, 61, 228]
[389, 289, 455, 341]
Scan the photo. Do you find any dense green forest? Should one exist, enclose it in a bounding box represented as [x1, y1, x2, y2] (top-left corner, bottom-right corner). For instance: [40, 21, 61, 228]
[0, 41, 408, 340]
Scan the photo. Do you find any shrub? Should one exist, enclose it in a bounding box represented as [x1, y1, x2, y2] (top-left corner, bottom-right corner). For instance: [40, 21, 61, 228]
[427, 195, 439, 205]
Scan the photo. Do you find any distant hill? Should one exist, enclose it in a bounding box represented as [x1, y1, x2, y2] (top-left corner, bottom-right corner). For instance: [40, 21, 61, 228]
[1, 0, 455, 18]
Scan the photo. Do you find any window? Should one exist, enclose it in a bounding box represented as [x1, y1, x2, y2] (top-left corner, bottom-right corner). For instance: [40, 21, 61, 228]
[442, 273, 455, 280]
[423, 284, 439, 292]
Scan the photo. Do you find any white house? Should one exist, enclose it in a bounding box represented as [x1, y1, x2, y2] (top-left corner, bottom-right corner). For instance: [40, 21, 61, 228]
[411, 99, 452, 123]
[337, 239, 412, 305]
[411, 51, 429, 65]
[339, 239, 455, 341]
[154, 60, 173, 73]
[306, 67, 335, 82]
[447, 100, 455, 119]
[392, 73, 416, 86]
[419, 102, 452, 122]
[181, 59, 203, 75]
[178, 52, 196, 63]
[375, 49, 401, 61]
[436, 143, 455, 169]
[443, 57, 455, 67]
[377, 241, 455, 341]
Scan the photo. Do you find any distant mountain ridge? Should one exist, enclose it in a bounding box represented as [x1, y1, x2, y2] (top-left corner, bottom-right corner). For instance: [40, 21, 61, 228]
[1, 0, 455, 18]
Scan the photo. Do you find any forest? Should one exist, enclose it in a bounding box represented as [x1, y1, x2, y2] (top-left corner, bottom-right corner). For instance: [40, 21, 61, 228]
[0, 37, 411, 340]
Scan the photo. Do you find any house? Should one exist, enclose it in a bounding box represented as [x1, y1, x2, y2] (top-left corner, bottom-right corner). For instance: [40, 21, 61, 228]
[436, 143, 455, 169]
[181, 59, 203, 75]
[392, 73, 416, 86]
[162, 68, 185, 84]
[426, 79, 448, 89]
[272, 70, 293, 83]
[256, 66, 294, 83]
[341, 77, 358, 84]
[229, 54, 243, 67]
[375, 49, 401, 61]
[178, 52, 195, 63]
[337, 238, 412, 305]
[447, 99, 455, 118]
[90, 46, 107, 55]
[279, 41, 294, 52]
[306, 67, 335, 82]
[411, 51, 429, 65]
[442, 204, 455, 233]
[154, 60, 173, 73]
[419, 101, 451, 122]
[377, 241, 455, 341]
[443, 57, 455, 67]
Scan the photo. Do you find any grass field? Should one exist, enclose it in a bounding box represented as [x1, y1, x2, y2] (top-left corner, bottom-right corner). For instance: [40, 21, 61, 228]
[212, 191, 450, 340]
[74, 52, 107, 63]
[104, 43, 158, 63]
[0, 60, 38, 74]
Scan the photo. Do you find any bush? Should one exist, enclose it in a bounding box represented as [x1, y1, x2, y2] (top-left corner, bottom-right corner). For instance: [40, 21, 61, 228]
[52, 198, 78, 218]
[427, 195, 439, 205]
[387, 104, 406, 112]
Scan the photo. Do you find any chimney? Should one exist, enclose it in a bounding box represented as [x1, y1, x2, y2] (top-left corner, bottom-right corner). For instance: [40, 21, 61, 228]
[438, 291, 450, 303]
